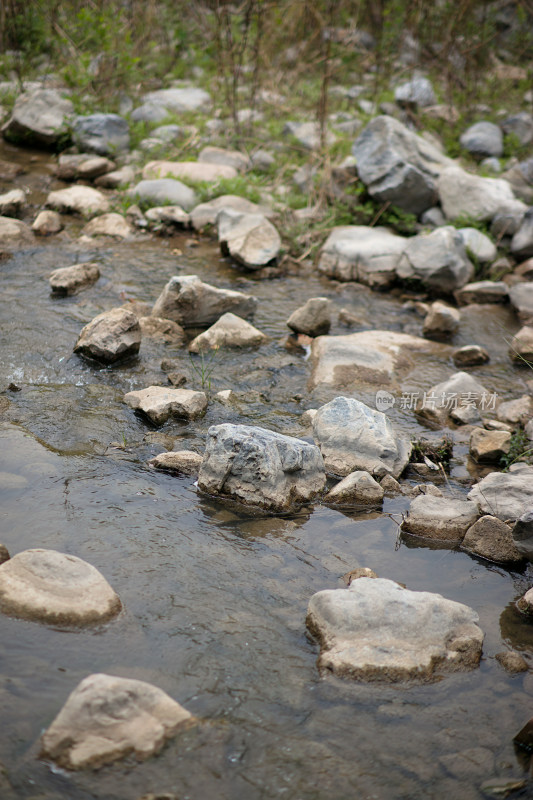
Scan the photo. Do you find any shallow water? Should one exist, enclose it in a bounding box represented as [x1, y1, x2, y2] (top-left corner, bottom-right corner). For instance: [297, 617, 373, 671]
[1, 148, 533, 799]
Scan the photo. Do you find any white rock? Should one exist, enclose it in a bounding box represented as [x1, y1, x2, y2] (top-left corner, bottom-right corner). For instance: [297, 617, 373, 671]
[455, 280, 509, 305]
[142, 87, 212, 114]
[144, 206, 190, 227]
[287, 297, 332, 336]
[82, 213, 132, 239]
[46, 186, 110, 216]
[129, 179, 197, 211]
[142, 160, 237, 182]
[0, 188, 25, 216]
[457, 227, 497, 262]
[151, 274, 257, 327]
[509, 282, 533, 322]
[0, 215, 33, 246]
[190, 195, 271, 230]
[460, 121, 503, 158]
[188, 312, 266, 352]
[468, 468, 533, 521]
[32, 210, 63, 236]
[318, 225, 406, 288]
[417, 371, 490, 426]
[123, 386, 207, 425]
[94, 165, 136, 189]
[2, 89, 73, 146]
[401, 495, 480, 542]
[325, 470, 384, 505]
[198, 146, 250, 171]
[437, 165, 525, 223]
[217, 209, 281, 269]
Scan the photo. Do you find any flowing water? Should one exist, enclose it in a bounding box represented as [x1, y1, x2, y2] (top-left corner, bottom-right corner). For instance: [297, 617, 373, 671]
[1, 142, 533, 799]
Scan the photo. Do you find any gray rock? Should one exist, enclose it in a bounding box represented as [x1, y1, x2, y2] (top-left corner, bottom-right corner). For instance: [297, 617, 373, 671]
[56, 154, 115, 181]
[148, 450, 203, 475]
[509, 282, 533, 322]
[306, 578, 483, 681]
[251, 149, 275, 170]
[287, 297, 332, 336]
[40, 673, 192, 769]
[152, 275, 257, 328]
[511, 209, 533, 258]
[460, 121, 503, 158]
[497, 394, 533, 425]
[452, 345, 490, 367]
[468, 467, 533, 521]
[124, 386, 207, 425]
[32, 210, 63, 236]
[82, 213, 132, 239]
[462, 515, 524, 564]
[0, 188, 25, 216]
[394, 76, 436, 108]
[190, 195, 270, 231]
[438, 165, 525, 223]
[1, 89, 73, 147]
[352, 115, 453, 215]
[450, 404, 482, 425]
[283, 120, 336, 150]
[73, 113, 129, 155]
[480, 157, 502, 173]
[74, 307, 141, 364]
[455, 280, 508, 305]
[502, 157, 533, 204]
[0, 549, 121, 625]
[509, 325, 533, 363]
[397, 226, 474, 293]
[94, 165, 135, 189]
[312, 396, 411, 478]
[46, 185, 110, 216]
[197, 424, 326, 512]
[470, 428, 511, 462]
[495, 651, 528, 672]
[324, 470, 384, 505]
[491, 206, 527, 239]
[142, 159, 237, 182]
[457, 227, 497, 263]
[401, 495, 479, 542]
[420, 207, 446, 228]
[0, 215, 33, 246]
[131, 102, 169, 123]
[217, 209, 281, 269]
[198, 146, 249, 172]
[151, 124, 183, 143]
[512, 510, 533, 559]
[417, 371, 490, 426]
[129, 179, 197, 211]
[422, 301, 460, 339]
[49, 262, 100, 295]
[188, 312, 266, 352]
[142, 87, 212, 114]
[318, 225, 406, 288]
[144, 206, 190, 227]
[501, 112, 533, 146]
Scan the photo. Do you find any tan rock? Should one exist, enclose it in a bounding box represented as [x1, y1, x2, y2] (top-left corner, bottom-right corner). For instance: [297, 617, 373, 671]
[287, 297, 332, 336]
[401, 495, 479, 542]
[325, 470, 384, 505]
[32, 210, 63, 236]
[46, 185, 110, 216]
[82, 213, 132, 239]
[123, 386, 207, 425]
[139, 316, 185, 345]
[74, 307, 141, 364]
[149, 450, 203, 475]
[422, 301, 460, 339]
[143, 160, 237, 182]
[188, 312, 266, 352]
[497, 395, 533, 425]
[49, 262, 100, 295]
[462, 515, 524, 564]
[470, 428, 511, 462]
[509, 325, 533, 364]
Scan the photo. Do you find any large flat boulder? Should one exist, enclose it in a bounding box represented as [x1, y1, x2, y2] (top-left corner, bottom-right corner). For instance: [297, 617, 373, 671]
[401, 495, 480, 542]
[0, 549, 121, 625]
[468, 466, 533, 521]
[198, 423, 326, 512]
[2, 89, 73, 147]
[74, 307, 141, 364]
[306, 578, 483, 681]
[396, 226, 474, 292]
[312, 396, 411, 478]
[152, 275, 257, 327]
[41, 673, 193, 769]
[217, 209, 281, 269]
[317, 225, 407, 288]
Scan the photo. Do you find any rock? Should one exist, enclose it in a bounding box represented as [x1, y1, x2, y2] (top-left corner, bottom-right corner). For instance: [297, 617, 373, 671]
[501, 158, 533, 204]
[217, 209, 281, 269]
[468, 467, 533, 521]
[129, 179, 197, 211]
[49, 262, 100, 295]
[352, 115, 453, 215]
[188, 312, 266, 352]
[497, 395, 533, 425]
[408, 483, 443, 498]
[306, 578, 483, 681]
[151, 123, 183, 142]
[437, 165, 525, 223]
[144, 206, 190, 227]
[317, 225, 406, 288]
[394, 76, 436, 108]
[396, 226, 474, 293]
[495, 651, 528, 672]
[32, 210, 63, 236]
[123, 386, 207, 425]
[94, 165, 136, 189]
[515, 258, 533, 280]
[0, 215, 34, 246]
[282, 120, 336, 150]
[380, 474, 404, 495]
[0, 549, 120, 625]
[517, 588, 533, 615]
[198, 146, 249, 172]
[82, 213, 132, 239]
[0, 188, 25, 216]
[512, 509, 533, 558]
[1, 89, 73, 147]
[190, 195, 270, 231]
[457, 227, 498, 263]
[310, 330, 450, 390]
[510, 327, 533, 363]
[46, 186, 110, 217]
[509, 282, 533, 322]
[450, 404, 482, 425]
[480, 156, 502, 173]
[312, 396, 411, 478]
[324, 470, 384, 505]
[197, 423, 326, 512]
[251, 149, 275, 170]
[142, 160, 237, 182]
[148, 450, 203, 475]
[455, 281, 508, 305]
[401, 495, 480, 542]
[139, 317, 185, 345]
[40, 673, 192, 769]
[56, 154, 115, 181]
[422, 301, 460, 339]
[342, 567, 378, 585]
[142, 87, 211, 114]
[461, 515, 523, 563]
[460, 121, 503, 158]
[287, 298, 332, 336]
[470, 428, 511, 461]
[417, 371, 490, 426]
[420, 206, 446, 228]
[72, 113, 130, 155]
[152, 275, 257, 328]
[452, 345, 490, 367]
[131, 102, 169, 123]
[74, 307, 141, 364]
[511, 208, 533, 258]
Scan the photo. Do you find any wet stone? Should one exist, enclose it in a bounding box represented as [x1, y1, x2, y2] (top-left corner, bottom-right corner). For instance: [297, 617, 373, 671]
[324, 470, 384, 506]
[74, 307, 141, 364]
[452, 345, 490, 368]
[149, 450, 203, 475]
[470, 428, 511, 462]
[461, 515, 524, 564]
[152, 275, 257, 328]
[49, 262, 100, 295]
[32, 210, 63, 236]
[123, 386, 208, 425]
[495, 651, 528, 673]
[188, 313, 267, 353]
[401, 495, 479, 542]
[287, 297, 332, 336]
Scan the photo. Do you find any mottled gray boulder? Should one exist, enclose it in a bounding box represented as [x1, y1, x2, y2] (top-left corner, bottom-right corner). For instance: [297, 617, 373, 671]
[511, 209, 533, 258]
[0, 216, 33, 246]
[397, 226, 474, 292]
[73, 113, 130, 155]
[152, 275, 257, 328]
[491, 205, 527, 238]
[129, 179, 197, 211]
[455, 280, 508, 305]
[402, 495, 480, 542]
[142, 87, 212, 114]
[394, 76, 436, 108]
[470, 428, 511, 462]
[509, 325, 533, 363]
[324, 470, 384, 505]
[123, 386, 207, 425]
[460, 121, 503, 158]
[1, 89, 73, 147]
[149, 450, 203, 475]
[437, 165, 525, 223]
[189, 312, 266, 352]
[417, 371, 490, 426]
[312, 396, 411, 478]
[287, 297, 332, 336]
[32, 210, 63, 236]
[318, 225, 406, 288]
[422, 301, 460, 339]
[509, 282, 533, 322]
[82, 213, 132, 239]
[306, 578, 483, 681]
[501, 112, 533, 146]
[49, 262, 100, 295]
[352, 115, 453, 215]
[468, 467, 533, 521]
[41, 673, 192, 769]
[512, 510, 533, 559]
[197, 424, 326, 512]
[191, 195, 270, 231]
[217, 209, 281, 269]
[0, 188, 25, 216]
[74, 307, 141, 364]
[457, 227, 497, 263]
[0, 549, 120, 625]
[199, 146, 250, 172]
[142, 159, 237, 182]
[462, 515, 524, 564]
[46, 186, 110, 217]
